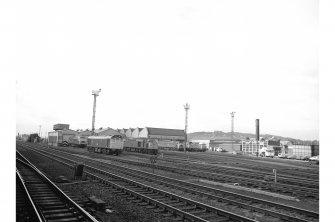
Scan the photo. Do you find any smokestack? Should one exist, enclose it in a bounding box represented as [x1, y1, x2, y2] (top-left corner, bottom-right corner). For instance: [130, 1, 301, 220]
[256, 119, 259, 141]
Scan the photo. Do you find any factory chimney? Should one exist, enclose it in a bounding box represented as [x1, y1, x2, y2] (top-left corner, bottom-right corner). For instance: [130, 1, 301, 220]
[255, 119, 259, 141]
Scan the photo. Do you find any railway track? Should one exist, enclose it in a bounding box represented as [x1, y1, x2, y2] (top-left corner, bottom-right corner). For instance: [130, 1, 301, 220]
[19, 143, 319, 222]
[19, 142, 319, 199]
[18, 143, 257, 222]
[16, 151, 99, 222]
[159, 151, 319, 180]
[147, 156, 319, 189]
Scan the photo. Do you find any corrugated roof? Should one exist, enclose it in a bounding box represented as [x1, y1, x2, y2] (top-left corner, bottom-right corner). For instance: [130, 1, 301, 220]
[146, 127, 185, 137]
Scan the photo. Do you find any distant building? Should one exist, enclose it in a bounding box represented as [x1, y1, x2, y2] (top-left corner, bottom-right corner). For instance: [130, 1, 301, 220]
[138, 127, 185, 142]
[131, 127, 143, 138]
[287, 144, 312, 158]
[241, 139, 268, 154]
[116, 128, 128, 134]
[267, 139, 282, 156]
[125, 128, 135, 138]
[95, 127, 123, 137]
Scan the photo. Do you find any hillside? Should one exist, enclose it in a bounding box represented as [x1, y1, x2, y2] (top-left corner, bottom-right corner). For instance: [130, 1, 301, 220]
[188, 131, 318, 144]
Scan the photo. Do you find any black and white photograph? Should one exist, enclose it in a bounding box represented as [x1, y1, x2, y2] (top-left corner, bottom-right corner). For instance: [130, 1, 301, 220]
[2, 0, 335, 221]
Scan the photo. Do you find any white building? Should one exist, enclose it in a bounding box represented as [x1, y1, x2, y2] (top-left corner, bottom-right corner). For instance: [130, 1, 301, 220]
[241, 139, 268, 154]
[131, 127, 143, 138]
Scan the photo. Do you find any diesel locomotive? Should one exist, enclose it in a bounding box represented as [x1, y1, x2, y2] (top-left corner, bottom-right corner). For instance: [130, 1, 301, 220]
[87, 135, 124, 155]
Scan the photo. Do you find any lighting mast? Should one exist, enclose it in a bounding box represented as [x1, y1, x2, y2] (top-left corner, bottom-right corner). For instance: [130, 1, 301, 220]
[230, 112, 236, 151]
[184, 103, 190, 152]
[91, 89, 101, 135]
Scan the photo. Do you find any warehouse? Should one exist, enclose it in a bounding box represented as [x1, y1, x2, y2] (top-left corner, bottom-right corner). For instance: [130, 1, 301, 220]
[138, 127, 185, 142]
[131, 127, 143, 138]
[125, 128, 135, 138]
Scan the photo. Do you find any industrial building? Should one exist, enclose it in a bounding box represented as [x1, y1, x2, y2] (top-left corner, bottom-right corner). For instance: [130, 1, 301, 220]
[287, 144, 313, 158]
[241, 139, 268, 155]
[125, 128, 135, 138]
[48, 124, 78, 146]
[131, 127, 143, 138]
[267, 139, 282, 156]
[138, 127, 185, 142]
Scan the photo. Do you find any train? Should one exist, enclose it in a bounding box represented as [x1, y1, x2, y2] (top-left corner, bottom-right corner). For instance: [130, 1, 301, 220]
[123, 138, 159, 155]
[157, 141, 206, 152]
[87, 135, 124, 155]
[68, 136, 88, 148]
[49, 131, 205, 156]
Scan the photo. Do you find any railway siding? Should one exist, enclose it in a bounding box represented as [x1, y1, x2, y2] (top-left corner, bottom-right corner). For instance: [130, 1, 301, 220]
[19, 143, 319, 221]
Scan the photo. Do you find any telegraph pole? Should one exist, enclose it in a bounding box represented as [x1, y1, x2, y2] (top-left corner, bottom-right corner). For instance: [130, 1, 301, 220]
[38, 125, 41, 137]
[91, 89, 101, 135]
[230, 112, 236, 151]
[184, 103, 190, 152]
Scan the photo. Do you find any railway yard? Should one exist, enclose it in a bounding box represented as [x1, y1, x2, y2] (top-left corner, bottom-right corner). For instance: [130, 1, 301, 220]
[16, 141, 319, 222]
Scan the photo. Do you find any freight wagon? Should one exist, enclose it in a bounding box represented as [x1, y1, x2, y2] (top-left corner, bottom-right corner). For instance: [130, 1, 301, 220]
[87, 135, 123, 155]
[48, 130, 78, 147]
[123, 138, 158, 155]
[69, 136, 88, 148]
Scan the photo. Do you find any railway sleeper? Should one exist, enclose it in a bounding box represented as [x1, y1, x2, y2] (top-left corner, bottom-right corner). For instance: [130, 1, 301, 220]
[47, 216, 84, 222]
[43, 212, 77, 220]
[41, 204, 68, 210]
[42, 209, 73, 215]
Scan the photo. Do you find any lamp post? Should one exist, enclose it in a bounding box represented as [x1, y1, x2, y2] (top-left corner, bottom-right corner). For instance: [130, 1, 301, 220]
[91, 89, 101, 135]
[184, 103, 190, 152]
[230, 112, 236, 152]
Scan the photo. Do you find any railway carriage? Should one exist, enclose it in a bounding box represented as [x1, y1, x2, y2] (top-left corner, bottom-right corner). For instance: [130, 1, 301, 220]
[87, 135, 123, 155]
[123, 138, 158, 155]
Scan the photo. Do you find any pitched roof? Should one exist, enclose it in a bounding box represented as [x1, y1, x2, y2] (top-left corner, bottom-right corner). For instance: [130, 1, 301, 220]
[146, 127, 185, 137]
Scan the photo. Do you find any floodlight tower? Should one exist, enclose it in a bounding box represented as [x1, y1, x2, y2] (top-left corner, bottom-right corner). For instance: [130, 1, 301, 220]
[184, 103, 190, 152]
[230, 112, 236, 151]
[91, 89, 101, 135]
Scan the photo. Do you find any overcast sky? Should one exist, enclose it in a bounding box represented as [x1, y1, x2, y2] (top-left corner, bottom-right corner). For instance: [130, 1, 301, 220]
[14, 0, 318, 140]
